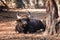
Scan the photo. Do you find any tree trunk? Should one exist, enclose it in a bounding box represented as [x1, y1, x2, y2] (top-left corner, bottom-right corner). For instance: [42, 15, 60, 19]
[44, 0, 58, 35]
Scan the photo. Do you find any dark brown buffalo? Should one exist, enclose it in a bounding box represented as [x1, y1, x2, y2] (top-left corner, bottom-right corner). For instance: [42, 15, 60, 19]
[15, 12, 45, 33]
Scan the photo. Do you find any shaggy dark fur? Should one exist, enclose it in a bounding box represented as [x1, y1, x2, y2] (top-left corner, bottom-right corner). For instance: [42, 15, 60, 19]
[15, 18, 45, 33]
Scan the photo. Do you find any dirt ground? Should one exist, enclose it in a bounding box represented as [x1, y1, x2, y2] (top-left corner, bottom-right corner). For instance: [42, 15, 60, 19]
[0, 11, 60, 40]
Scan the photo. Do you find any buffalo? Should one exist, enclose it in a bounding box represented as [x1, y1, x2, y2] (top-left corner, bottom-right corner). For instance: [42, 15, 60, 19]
[15, 12, 45, 33]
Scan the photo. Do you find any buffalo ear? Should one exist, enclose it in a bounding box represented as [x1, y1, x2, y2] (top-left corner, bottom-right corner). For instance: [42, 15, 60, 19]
[28, 15, 31, 18]
[27, 11, 31, 18]
[16, 12, 22, 19]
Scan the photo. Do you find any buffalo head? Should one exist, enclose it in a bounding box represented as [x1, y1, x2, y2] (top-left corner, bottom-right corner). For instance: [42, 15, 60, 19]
[16, 11, 31, 25]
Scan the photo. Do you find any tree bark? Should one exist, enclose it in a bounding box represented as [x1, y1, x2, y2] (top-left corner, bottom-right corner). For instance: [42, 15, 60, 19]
[45, 0, 58, 35]
[0, 0, 8, 8]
